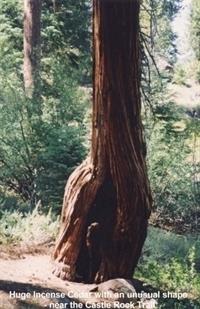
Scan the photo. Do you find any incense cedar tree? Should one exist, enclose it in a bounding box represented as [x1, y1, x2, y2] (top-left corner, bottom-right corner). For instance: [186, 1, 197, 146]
[53, 0, 152, 284]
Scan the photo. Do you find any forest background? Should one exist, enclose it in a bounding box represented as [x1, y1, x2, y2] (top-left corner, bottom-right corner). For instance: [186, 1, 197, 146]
[0, 0, 199, 308]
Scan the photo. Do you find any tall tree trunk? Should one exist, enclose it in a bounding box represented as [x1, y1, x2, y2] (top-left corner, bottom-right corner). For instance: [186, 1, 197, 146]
[23, 0, 41, 98]
[53, 0, 152, 284]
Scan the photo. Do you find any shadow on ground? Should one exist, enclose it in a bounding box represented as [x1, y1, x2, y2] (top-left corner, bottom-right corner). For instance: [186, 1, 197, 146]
[0, 280, 71, 308]
[0, 279, 199, 309]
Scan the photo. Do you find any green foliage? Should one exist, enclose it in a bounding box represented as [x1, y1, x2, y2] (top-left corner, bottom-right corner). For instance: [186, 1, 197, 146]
[137, 257, 200, 308]
[173, 65, 187, 85]
[0, 68, 88, 210]
[192, 59, 200, 84]
[142, 0, 200, 280]
[140, 0, 180, 116]
[136, 227, 200, 306]
[145, 102, 200, 231]
[0, 1, 90, 211]
[195, 61, 200, 83]
[137, 257, 199, 292]
[141, 0, 200, 232]
[191, 0, 200, 61]
[41, 0, 90, 56]
[0, 3, 199, 307]
[0, 0, 91, 83]
[141, 0, 180, 64]
[155, 15, 177, 62]
[159, 0, 182, 20]
[41, 0, 91, 84]
[0, 0, 22, 72]
[141, 227, 200, 270]
[190, 0, 200, 83]
[0, 206, 59, 245]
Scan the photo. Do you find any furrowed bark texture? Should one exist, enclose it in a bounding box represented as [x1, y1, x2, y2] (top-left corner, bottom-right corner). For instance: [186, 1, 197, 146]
[23, 0, 41, 96]
[53, 0, 152, 284]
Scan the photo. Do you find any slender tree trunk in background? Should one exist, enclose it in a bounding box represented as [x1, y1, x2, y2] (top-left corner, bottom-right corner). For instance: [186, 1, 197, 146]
[23, 0, 41, 98]
[53, 0, 152, 284]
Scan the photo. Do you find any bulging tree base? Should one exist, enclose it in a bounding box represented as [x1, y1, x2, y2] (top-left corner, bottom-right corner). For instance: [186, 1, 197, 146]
[53, 157, 118, 283]
[53, 261, 76, 282]
[53, 155, 150, 284]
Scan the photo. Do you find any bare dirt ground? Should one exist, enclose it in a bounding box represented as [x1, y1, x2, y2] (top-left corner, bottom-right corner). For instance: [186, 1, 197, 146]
[0, 244, 199, 309]
[0, 244, 158, 309]
[0, 245, 73, 308]
[0, 245, 141, 309]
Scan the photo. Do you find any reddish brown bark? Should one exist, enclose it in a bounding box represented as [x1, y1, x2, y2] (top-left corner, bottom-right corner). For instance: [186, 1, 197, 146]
[53, 0, 152, 284]
[23, 0, 41, 97]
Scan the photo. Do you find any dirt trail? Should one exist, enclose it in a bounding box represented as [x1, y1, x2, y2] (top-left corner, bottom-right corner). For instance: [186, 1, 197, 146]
[0, 248, 199, 309]
[0, 254, 59, 286]
[0, 252, 73, 308]
[0, 252, 139, 309]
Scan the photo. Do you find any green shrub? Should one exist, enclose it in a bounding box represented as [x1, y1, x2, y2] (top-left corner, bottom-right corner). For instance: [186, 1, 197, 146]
[144, 102, 200, 231]
[195, 61, 200, 83]
[136, 227, 200, 300]
[173, 65, 187, 85]
[0, 65, 88, 211]
[0, 207, 59, 245]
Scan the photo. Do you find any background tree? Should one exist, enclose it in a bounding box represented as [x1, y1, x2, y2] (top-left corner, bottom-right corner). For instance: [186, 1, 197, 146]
[23, 0, 41, 97]
[0, 0, 89, 211]
[53, 0, 152, 284]
[191, 0, 200, 82]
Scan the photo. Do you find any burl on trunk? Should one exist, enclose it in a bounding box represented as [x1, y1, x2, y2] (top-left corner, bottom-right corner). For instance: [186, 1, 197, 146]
[53, 0, 152, 284]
